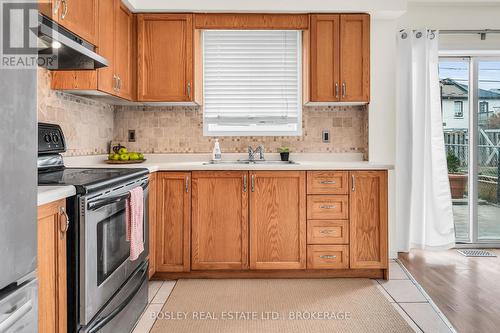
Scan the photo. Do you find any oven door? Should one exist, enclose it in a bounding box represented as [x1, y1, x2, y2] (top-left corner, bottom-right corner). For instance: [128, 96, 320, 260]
[80, 177, 149, 326]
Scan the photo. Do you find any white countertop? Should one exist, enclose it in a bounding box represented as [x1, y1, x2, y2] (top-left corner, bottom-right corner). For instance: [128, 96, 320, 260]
[37, 186, 76, 206]
[64, 153, 394, 172]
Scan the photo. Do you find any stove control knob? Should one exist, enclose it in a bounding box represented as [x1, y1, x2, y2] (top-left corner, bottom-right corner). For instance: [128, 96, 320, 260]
[44, 134, 52, 143]
[52, 134, 60, 143]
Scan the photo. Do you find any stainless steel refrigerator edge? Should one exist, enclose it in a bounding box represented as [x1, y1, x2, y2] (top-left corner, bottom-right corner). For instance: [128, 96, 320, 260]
[0, 3, 38, 332]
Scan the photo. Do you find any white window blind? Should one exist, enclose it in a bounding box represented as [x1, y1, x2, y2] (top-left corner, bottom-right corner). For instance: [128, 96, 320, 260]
[203, 30, 302, 136]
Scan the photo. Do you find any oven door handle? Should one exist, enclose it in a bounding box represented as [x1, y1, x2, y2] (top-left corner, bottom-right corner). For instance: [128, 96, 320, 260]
[87, 181, 149, 211]
[87, 262, 148, 333]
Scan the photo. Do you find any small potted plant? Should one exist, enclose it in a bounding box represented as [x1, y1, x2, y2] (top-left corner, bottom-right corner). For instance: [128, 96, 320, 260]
[279, 147, 290, 161]
[447, 151, 467, 199]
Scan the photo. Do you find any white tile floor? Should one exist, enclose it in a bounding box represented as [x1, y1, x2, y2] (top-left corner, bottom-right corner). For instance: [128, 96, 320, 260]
[132, 261, 456, 333]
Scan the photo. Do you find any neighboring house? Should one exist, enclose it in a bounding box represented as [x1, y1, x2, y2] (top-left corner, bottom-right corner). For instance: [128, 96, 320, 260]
[440, 78, 500, 130]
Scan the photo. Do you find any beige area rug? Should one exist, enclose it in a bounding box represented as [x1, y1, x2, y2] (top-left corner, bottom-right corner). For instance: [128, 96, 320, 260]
[150, 279, 413, 333]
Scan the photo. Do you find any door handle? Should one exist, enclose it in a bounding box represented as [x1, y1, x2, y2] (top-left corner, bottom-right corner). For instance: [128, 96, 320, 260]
[251, 174, 255, 192]
[243, 175, 247, 192]
[53, 0, 61, 15]
[187, 83, 191, 98]
[113, 74, 118, 92]
[117, 75, 122, 91]
[351, 174, 355, 192]
[335, 83, 339, 99]
[61, 0, 68, 19]
[59, 206, 70, 238]
[342, 82, 346, 98]
[185, 176, 189, 193]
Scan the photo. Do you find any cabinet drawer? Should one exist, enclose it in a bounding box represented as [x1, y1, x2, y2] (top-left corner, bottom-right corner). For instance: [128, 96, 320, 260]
[307, 171, 348, 194]
[307, 245, 349, 269]
[307, 220, 349, 244]
[307, 195, 349, 220]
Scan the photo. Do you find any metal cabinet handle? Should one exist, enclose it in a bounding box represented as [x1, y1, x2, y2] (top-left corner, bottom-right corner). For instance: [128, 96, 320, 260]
[342, 82, 346, 98]
[351, 174, 355, 192]
[335, 83, 339, 99]
[320, 255, 337, 259]
[251, 174, 255, 192]
[319, 180, 336, 185]
[53, 0, 61, 15]
[113, 75, 118, 92]
[185, 176, 189, 193]
[243, 175, 247, 193]
[117, 75, 122, 91]
[319, 205, 337, 209]
[59, 206, 69, 238]
[61, 0, 68, 19]
[187, 83, 191, 98]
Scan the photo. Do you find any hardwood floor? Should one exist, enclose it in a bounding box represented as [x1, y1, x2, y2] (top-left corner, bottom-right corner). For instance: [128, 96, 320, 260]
[399, 249, 500, 333]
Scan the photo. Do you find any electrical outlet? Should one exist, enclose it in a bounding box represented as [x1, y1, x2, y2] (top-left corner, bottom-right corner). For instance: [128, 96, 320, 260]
[322, 130, 330, 143]
[128, 130, 136, 142]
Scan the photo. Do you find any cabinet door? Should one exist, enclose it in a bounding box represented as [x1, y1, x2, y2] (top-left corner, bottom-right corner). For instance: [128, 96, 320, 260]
[250, 171, 306, 270]
[310, 14, 340, 102]
[37, 199, 67, 333]
[340, 14, 370, 102]
[156, 172, 191, 272]
[97, 0, 116, 95]
[148, 173, 157, 278]
[39, 0, 60, 21]
[115, 1, 134, 100]
[137, 14, 193, 102]
[57, 0, 98, 45]
[349, 171, 388, 269]
[191, 171, 249, 270]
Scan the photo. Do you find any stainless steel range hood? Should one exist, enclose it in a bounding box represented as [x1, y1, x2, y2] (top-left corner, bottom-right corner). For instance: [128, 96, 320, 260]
[37, 14, 108, 70]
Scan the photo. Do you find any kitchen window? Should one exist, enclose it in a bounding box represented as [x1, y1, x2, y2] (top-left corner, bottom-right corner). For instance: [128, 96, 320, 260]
[203, 30, 302, 136]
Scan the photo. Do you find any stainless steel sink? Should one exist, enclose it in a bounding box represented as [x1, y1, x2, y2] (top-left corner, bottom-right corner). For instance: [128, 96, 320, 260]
[203, 160, 298, 165]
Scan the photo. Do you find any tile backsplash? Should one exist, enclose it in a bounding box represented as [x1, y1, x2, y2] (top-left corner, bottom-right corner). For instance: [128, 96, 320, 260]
[37, 68, 114, 156]
[37, 69, 368, 158]
[113, 105, 368, 158]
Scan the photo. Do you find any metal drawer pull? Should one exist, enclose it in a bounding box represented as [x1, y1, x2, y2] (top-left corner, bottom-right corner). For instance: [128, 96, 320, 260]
[251, 175, 255, 192]
[319, 180, 336, 184]
[243, 175, 247, 192]
[342, 82, 346, 98]
[59, 206, 70, 237]
[320, 255, 337, 259]
[61, 0, 68, 19]
[351, 175, 356, 192]
[187, 83, 191, 98]
[319, 205, 337, 209]
[335, 83, 339, 99]
[319, 229, 335, 235]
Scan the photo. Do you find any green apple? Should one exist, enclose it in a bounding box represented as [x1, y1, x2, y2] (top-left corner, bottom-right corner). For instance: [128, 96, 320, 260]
[119, 153, 130, 161]
[129, 152, 139, 160]
[118, 147, 128, 155]
[111, 153, 120, 161]
[138, 153, 144, 160]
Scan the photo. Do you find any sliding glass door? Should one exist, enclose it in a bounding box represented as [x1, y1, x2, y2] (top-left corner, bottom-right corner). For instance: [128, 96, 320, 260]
[439, 57, 500, 244]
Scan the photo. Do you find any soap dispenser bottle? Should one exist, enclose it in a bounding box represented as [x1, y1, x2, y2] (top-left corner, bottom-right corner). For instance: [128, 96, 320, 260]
[212, 139, 222, 161]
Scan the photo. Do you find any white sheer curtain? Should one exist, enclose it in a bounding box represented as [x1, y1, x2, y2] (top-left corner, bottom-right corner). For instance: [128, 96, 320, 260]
[396, 29, 455, 251]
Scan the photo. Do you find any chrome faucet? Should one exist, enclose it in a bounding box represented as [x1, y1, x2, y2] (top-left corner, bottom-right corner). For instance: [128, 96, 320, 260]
[248, 145, 265, 161]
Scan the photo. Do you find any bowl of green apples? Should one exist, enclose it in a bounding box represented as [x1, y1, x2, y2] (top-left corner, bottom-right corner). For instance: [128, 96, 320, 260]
[106, 144, 146, 164]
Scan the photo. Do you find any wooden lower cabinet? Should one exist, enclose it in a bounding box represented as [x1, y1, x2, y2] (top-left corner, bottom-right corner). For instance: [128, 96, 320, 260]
[37, 199, 68, 333]
[349, 171, 388, 269]
[156, 172, 191, 272]
[191, 171, 249, 270]
[249, 171, 306, 270]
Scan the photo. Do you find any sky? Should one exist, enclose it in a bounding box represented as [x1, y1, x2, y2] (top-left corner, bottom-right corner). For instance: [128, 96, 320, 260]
[439, 61, 500, 92]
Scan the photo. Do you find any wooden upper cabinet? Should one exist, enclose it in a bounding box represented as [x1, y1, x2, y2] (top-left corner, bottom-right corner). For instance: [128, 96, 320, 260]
[56, 0, 99, 45]
[340, 14, 370, 102]
[137, 14, 194, 102]
[349, 171, 388, 269]
[115, 1, 135, 100]
[249, 171, 306, 270]
[191, 171, 249, 270]
[310, 14, 340, 102]
[97, 0, 116, 95]
[156, 172, 191, 273]
[309, 13, 370, 103]
[37, 199, 68, 333]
